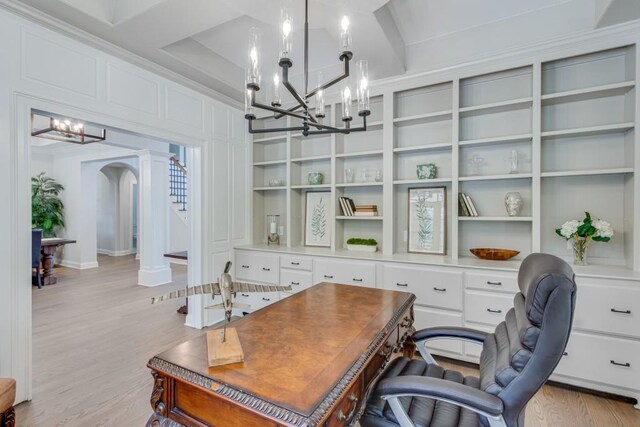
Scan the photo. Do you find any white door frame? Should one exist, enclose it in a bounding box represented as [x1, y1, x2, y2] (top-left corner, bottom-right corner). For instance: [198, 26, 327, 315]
[11, 91, 208, 400]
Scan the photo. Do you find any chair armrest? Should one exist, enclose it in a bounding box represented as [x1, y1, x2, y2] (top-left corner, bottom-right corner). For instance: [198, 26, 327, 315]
[379, 376, 504, 417]
[413, 327, 488, 344]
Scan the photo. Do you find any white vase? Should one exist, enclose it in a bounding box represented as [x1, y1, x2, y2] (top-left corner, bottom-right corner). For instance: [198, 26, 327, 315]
[504, 192, 523, 217]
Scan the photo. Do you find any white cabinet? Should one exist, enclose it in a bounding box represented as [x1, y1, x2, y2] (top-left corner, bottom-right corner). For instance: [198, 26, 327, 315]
[414, 307, 464, 356]
[235, 251, 279, 284]
[280, 255, 313, 271]
[280, 269, 314, 292]
[464, 291, 514, 326]
[382, 265, 463, 311]
[465, 271, 519, 294]
[234, 291, 280, 312]
[314, 258, 376, 287]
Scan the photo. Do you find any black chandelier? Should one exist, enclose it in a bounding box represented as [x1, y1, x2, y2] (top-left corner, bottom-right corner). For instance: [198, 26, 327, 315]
[244, 0, 371, 136]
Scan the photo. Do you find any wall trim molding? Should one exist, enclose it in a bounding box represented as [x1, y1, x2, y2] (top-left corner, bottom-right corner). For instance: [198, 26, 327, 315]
[0, 0, 243, 110]
[96, 249, 133, 257]
[58, 259, 99, 270]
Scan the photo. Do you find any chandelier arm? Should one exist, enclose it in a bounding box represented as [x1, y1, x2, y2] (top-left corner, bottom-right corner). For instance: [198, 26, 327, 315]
[274, 104, 303, 120]
[247, 117, 305, 134]
[280, 64, 308, 111]
[305, 55, 351, 99]
[251, 99, 309, 121]
[306, 115, 368, 135]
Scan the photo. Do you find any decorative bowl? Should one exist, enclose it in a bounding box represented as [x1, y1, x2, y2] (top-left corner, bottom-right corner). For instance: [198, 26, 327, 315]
[308, 171, 324, 185]
[470, 248, 519, 261]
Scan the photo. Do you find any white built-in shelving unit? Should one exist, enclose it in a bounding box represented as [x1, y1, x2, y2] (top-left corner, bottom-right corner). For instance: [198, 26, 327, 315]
[249, 44, 638, 271]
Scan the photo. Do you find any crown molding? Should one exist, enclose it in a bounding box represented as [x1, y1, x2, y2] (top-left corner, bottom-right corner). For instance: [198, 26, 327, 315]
[0, 0, 243, 110]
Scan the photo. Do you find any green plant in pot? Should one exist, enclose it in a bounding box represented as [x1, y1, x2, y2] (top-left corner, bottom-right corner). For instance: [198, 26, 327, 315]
[346, 238, 378, 252]
[32, 172, 65, 237]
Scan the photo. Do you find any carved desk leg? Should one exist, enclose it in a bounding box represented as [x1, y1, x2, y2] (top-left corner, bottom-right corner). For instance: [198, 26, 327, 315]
[400, 306, 416, 359]
[1, 407, 15, 427]
[150, 370, 167, 417]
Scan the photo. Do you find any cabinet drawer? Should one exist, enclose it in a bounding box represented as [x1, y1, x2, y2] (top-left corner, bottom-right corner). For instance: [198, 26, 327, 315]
[235, 291, 280, 311]
[465, 291, 514, 326]
[414, 307, 463, 355]
[555, 331, 640, 391]
[573, 281, 640, 338]
[280, 255, 313, 271]
[314, 259, 376, 287]
[465, 272, 518, 294]
[235, 251, 279, 284]
[280, 270, 313, 292]
[383, 265, 463, 310]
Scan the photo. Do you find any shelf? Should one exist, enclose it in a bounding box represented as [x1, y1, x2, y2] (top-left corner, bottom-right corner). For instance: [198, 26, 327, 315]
[541, 168, 634, 178]
[253, 135, 287, 144]
[290, 155, 332, 163]
[291, 184, 332, 189]
[393, 142, 452, 154]
[541, 123, 634, 139]
[336, 150, 384, 159]
[393, 178, 452, 185]
[336, 182, 384, 188]
[367, 120, 384, 129]
[335, 216, 383, 221]
[459, 97, 533, 116]
[459, 173, 533, 182]
[253, 160, 287, 166]
[458, 216, 533, 222]
[253, 186, 286, 191]
[393, 110, 453, 127]
[459, 134, 533, 147]
[542, 81, 635, 105]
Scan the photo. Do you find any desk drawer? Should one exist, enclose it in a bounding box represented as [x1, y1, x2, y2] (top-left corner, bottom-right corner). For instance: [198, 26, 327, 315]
[314, 259, 376, 287]
[465, 291, 514, 326]
[235, 251, 279, 284]
[280, 255, 313, 271]
[465, 271, 518, 294]
[280, 270, 313, 292]
[555, 332, 640, 390]
[325, 374, 364, 427]
[383, 265, 462, 310]
[573, 281, 640, 338]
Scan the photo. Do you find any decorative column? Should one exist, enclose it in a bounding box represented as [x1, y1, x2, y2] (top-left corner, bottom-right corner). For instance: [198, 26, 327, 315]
[137, 149, 172, 286]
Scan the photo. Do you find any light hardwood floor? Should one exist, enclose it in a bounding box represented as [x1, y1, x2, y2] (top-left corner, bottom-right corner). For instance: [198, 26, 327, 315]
[15, 255, 640, 426]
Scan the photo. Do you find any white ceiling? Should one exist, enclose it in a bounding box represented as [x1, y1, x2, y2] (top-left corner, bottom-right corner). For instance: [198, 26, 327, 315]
[11, 0, 640, 102]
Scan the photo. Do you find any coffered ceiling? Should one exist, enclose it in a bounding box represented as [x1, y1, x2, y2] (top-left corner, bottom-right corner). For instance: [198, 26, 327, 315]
[9, 0, 640, 102]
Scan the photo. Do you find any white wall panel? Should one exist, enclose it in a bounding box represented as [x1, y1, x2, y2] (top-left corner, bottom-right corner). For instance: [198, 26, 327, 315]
[107, 63, 159, 116]
[165, 86, 204, 132]
[212, 142, 230, 243]
[22, 30, 98, 98]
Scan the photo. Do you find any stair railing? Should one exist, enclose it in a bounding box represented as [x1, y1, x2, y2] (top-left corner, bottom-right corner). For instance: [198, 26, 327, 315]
[169, 156, 187, 211]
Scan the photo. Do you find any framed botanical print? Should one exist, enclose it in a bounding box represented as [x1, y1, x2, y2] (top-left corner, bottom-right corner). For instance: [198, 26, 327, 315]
[304, 191, 331, 247]
[408, 187, 446, 254]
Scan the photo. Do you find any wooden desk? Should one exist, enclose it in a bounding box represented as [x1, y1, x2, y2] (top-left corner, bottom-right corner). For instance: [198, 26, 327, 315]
[146, 283, 416, 427]
[40, 238, 76, 285]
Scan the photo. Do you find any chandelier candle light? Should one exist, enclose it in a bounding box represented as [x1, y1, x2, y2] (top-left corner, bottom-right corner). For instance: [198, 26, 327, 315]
[244, 0, 371, 136]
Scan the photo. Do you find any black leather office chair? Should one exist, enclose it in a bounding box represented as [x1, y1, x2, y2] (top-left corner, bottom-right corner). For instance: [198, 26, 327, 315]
[32, 229, 43, 289]
[361, 253, 576, 427]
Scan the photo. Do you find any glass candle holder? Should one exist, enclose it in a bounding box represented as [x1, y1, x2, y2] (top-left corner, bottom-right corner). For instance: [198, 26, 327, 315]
[267, 215, 280, 245]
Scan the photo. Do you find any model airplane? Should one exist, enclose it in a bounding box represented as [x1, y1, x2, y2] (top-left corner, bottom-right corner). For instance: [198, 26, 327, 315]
[151, 261, 291, 341]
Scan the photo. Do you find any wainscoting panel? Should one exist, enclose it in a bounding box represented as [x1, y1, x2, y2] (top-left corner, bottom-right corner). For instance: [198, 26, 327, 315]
[106, 63, 159, 116]
[165, 85, 205, 132]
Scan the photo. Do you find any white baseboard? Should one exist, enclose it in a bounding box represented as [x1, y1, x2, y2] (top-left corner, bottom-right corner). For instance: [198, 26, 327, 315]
[58, 259, 99, 270]
[97, 249, 133, 257]
[138, 266, 172, 287]
[168, 258, 187, 266]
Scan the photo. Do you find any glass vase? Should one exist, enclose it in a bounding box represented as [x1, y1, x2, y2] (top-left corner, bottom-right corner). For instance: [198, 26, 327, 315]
[571, 236, 590, 266]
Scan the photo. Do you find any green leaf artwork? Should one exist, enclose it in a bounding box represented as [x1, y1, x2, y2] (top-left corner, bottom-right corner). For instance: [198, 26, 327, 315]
[311, 196, 327, 241]
[415, 193, 434, 249]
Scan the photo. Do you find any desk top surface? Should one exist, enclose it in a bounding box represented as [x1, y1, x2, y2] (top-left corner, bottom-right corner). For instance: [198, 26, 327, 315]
[41, 238, 76, 246]
[150, 283, 414, 418]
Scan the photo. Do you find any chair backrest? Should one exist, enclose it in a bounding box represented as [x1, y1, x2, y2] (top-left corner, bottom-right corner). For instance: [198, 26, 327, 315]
[478, 253, 576, 427]
[32, 229, 43, 268]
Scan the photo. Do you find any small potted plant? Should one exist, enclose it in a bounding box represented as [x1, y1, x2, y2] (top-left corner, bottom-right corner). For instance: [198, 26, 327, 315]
[555, 212, 613, 265]
[346, 238, 378, 252]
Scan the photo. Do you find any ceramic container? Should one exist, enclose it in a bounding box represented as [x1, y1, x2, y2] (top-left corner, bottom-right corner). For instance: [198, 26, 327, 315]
[308, 171, 324, 185]
[416, 163, 437, 180]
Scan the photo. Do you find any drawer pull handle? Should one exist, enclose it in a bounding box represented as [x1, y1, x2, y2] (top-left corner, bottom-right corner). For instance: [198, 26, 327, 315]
[562, 352, 568, 356]
[610, 360, 631, 368]
[291, 262, 300, 266]
[336, 393, 359, 422]
[324, 275, 334, 279]
[433, 287, 447, 292]
[611, 308, 631, 314]
[291, 281, 300, 286]
[262, 267, 271, 272]
[396, 283, 408, 287]
[353, 278, 363, 282]
[487, 281, 502, 286]
[262, 297, 271, 301]
[487, 308, 502, 314]
[241, 293, 249, 297]
[241, 265, 249, 269]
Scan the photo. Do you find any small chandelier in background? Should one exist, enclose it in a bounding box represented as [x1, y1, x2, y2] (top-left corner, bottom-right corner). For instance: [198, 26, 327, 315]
[244, 0, 371, 136]
[31, 113, 106, 144]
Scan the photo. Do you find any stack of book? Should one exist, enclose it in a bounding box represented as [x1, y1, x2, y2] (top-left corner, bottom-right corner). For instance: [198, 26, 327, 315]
[458, 193, 479, 217]
[338, 197, 379, 217]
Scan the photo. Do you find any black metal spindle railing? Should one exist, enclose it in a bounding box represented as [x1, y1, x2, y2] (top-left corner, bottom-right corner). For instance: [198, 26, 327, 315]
[169, 156, 187, 211]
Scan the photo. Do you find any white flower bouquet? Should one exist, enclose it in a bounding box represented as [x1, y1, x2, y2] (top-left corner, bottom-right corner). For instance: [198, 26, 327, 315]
[555, 212, 613, 265]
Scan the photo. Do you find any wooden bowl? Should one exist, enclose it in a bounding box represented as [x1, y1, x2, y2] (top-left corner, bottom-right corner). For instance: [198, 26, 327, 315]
[470, 248, 520, 261]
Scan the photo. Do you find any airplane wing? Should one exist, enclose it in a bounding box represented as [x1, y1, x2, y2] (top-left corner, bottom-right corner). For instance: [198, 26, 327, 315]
[151, 282, 221, 304]
[231, 281, 292, 293]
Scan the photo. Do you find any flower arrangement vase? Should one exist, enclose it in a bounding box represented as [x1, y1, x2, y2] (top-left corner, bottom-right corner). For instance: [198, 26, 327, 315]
[572, 236, 590, 266]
